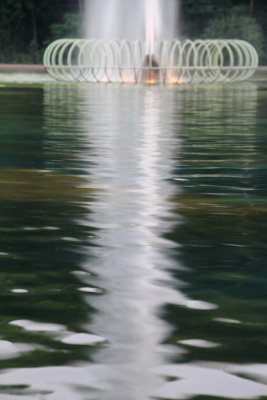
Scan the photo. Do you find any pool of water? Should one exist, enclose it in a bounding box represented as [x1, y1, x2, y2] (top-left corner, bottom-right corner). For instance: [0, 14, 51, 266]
[0, 77, 267, 400]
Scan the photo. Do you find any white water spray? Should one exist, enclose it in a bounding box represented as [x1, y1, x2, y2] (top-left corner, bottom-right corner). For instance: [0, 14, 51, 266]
[145, 0, 161, 53]
[85, 0, 179, 46]
[44, 0, 258, 84]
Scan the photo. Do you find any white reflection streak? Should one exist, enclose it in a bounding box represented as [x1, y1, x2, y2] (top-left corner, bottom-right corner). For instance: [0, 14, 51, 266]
[82, 88, 184, 400]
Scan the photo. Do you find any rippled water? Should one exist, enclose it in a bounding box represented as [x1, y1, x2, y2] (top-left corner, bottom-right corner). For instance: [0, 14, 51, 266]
[0, 78, 267, 400]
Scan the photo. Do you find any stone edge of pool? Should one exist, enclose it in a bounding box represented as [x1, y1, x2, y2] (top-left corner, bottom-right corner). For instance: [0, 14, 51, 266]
[0, 64, 46, 72]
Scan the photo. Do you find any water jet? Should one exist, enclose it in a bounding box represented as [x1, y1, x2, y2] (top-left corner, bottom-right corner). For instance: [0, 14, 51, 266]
[43, 0, 258, 84]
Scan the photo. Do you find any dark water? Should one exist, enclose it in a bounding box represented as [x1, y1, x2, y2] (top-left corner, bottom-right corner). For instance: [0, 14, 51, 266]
[0, 79, 267, 400]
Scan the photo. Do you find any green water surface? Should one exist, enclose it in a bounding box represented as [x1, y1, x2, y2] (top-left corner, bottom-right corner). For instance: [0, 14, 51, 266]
[0, 77, 267, 400]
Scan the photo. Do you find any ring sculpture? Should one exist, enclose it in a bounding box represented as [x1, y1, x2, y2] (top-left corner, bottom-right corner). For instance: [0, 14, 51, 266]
[43, 39, 258, 84]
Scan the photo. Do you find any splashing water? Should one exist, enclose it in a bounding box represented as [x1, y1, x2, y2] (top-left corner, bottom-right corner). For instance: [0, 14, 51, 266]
[85, 0, 179, 45]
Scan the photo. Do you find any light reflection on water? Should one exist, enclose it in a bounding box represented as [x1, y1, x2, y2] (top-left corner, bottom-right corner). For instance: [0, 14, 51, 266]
[77, 87, 187, 399]
[0, 82, 267, 399]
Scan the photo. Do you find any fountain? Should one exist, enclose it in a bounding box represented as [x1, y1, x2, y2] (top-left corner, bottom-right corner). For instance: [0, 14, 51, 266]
[43, 0, 258, 84]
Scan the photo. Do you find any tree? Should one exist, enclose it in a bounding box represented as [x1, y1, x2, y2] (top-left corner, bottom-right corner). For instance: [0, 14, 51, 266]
[0, 0, 25, 62]
[203, 6, 264, 63]
[48, 13, 84, 42]
[181, 0, 237, 38]
[0, 0, 81, 62]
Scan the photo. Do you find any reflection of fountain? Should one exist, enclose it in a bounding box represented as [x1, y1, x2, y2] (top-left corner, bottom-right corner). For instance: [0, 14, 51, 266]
[0, 81, 264, 400]
[40, 82, 262, 400]
[77, 86, 186, 400]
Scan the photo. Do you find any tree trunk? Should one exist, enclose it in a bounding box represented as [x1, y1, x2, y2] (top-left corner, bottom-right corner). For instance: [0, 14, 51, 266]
[31, 8, 38, 61]
[249, 0, 255, 15]
[31, 8, 38, 49]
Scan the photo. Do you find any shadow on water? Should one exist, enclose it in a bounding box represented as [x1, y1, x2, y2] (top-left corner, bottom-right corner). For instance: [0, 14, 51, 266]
[0, 81, 267, 399]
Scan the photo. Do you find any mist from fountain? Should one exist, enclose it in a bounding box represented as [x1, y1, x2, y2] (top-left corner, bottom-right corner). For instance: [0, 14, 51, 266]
[85, 0, 179, 46]
[145, 0, 160, 53]
[44, 0, 258, 84]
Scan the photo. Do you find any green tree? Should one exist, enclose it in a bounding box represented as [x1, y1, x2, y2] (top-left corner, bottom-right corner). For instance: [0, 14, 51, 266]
[48, 12, 84, 42]
[182, 0, 232, 15]
[181, 0, 236, 37]
[203, 6, 264, 63]
[0, 0, 25, 62]
[0, 0, 81, 63]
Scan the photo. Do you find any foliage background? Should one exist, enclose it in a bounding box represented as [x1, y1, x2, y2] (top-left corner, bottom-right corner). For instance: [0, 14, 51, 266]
[0, 0, 266, 64]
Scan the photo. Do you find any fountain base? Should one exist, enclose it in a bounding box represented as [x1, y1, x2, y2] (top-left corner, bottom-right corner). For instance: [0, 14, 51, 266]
[43, 39, 258, 84]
